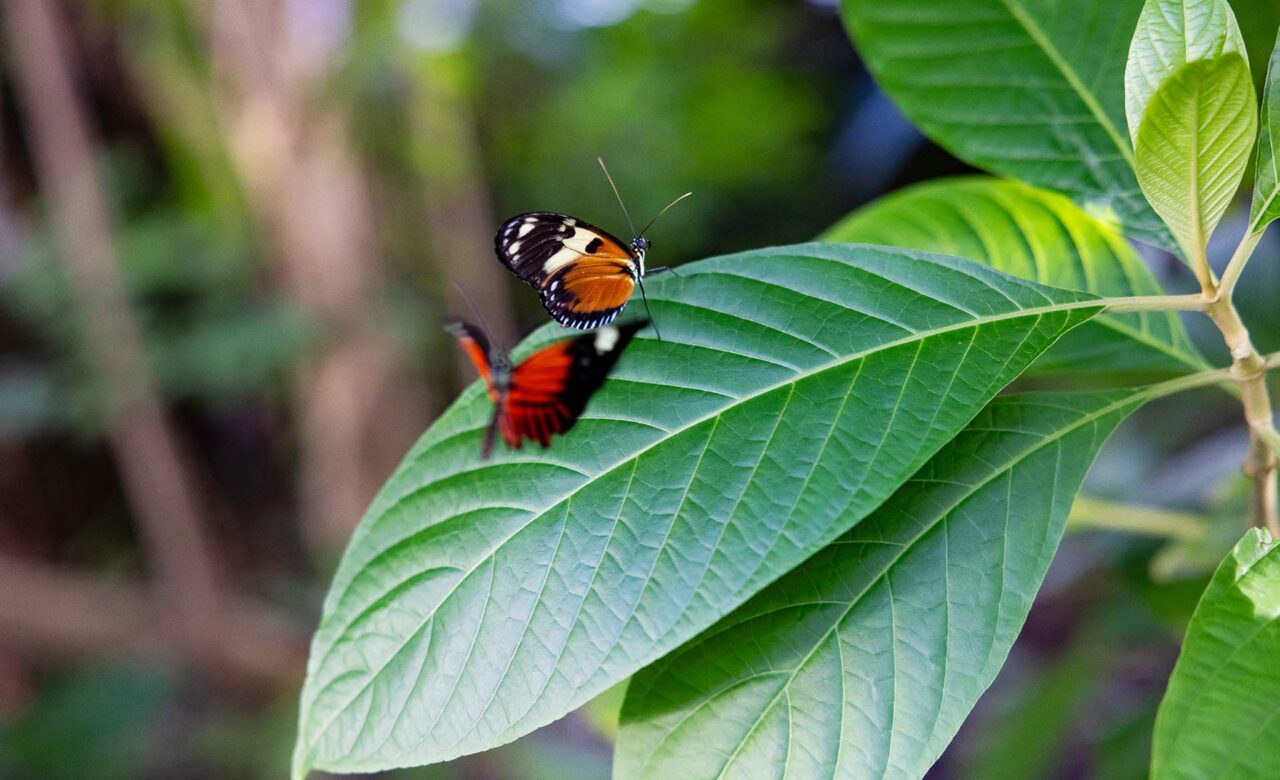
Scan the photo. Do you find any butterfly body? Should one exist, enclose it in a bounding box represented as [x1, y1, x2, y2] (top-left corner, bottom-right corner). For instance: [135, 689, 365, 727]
[448, 319, 647, 458]
[496, 212, 649, 329]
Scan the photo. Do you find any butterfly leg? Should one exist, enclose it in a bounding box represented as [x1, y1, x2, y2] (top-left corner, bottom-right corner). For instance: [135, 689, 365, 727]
[481, 409, 502, 460]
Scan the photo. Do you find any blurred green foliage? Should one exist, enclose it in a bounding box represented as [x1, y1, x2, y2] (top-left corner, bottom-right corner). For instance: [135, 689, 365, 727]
[2, 0, 1279, 777]
[0, 664, 172, 780]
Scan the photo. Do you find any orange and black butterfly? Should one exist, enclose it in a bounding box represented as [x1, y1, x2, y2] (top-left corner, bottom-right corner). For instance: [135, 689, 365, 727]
[448, 319, 648, 459]
[494, 160, 690, 333]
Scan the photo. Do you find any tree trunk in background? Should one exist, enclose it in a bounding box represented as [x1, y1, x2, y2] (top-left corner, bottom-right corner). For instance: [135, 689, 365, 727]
[411, 62, 520, 373]
[4, 0, 224, 662]
[198, 0, 429, 554]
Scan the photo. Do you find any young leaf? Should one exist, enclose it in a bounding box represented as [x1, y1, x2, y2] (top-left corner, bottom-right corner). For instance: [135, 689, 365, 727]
[1134, 55, 1257, 254]
[839, 0, 1176, 252]
[1250, 30, 1280, 229]
[1151, 528, 1280, 779]
[1125, 0, 1248, 140]
[615, 390, 1147, 780]
[292, 244, 1101, 777]
[821, 177, 1206, 376]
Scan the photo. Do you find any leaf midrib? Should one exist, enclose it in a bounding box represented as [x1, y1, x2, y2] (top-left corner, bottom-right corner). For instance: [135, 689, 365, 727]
[646, 390, 1140, 778]
[305, 296, 1103, 764]
[998, 0, 1135, 168]
[1188, 67, 1204, 250]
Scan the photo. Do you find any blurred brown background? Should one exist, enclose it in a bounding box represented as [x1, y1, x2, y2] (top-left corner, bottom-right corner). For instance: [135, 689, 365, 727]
[1, 1, 1277, 778]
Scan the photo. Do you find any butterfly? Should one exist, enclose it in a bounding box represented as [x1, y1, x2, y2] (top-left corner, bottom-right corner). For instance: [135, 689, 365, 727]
[447, 318, 648, 459]
[494, 159, 690, 333]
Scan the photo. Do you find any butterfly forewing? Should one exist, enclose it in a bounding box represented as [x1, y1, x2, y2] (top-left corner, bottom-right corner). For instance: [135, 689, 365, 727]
[444, 321, 495, 398]
[495, 212, 638, 329]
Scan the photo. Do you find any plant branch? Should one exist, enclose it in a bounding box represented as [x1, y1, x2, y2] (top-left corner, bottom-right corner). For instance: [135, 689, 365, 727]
[1101, 293, 1208, 312]
[1217, 226, 1265, 298]
[1103, 354, 1280, 402]
[1067, 495, 1206, 540]
[1202, 267, 1280, 534]
[1259, 427, 1280, 458]
[1137, 339, 1280, 535]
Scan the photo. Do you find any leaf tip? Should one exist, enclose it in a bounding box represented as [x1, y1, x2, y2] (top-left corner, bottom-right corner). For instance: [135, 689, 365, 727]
[1229, 527, 1278, 578]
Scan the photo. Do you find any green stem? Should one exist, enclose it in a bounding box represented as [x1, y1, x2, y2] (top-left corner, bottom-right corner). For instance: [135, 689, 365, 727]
[1126, 354, 1276, 401]
[1217, 227, 1265, 298]
[1102, 293, 1207, 313]
[1067, 495, 1206, 540]
[1203, 292, 1279, 535]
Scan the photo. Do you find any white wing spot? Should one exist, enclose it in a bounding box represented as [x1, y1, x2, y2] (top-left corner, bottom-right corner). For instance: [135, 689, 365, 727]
[517, 222, 535, 238]
[594, 327, 620, 352]
[508, 240, 521, 253]
[541, 228, 596, 274]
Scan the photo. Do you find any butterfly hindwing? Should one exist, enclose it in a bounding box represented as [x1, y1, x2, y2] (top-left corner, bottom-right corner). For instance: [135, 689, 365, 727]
[448, 318, 648, 457]
[500, 319, 648, 449]
[542, 257, 637, 329]
[495, 212, 638, 329]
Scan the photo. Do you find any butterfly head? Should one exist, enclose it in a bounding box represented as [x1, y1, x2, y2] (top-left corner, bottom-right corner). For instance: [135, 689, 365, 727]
[631, 235, 650, 275]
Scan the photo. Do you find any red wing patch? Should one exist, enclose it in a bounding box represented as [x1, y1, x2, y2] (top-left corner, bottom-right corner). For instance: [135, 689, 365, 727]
[445, 321, 496, 400]
[450, 319, 648, 457]
[497, 320, 648, 451]
[501, 341, 575, 448]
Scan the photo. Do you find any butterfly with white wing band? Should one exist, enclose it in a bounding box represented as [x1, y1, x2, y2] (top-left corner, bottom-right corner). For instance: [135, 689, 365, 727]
[493, 159, 690, 333]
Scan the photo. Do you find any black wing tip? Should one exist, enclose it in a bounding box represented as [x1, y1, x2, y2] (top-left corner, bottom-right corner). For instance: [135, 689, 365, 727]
[496, 211, 570, 235]
[602, 319, 651, 343]
[619, 318, 651, 336]
[619, 319, 651, 346]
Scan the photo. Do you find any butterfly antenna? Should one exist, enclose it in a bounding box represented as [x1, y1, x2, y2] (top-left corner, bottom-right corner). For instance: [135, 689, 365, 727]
[635, 275, 661, 341]
[598, 157, 637, 237]
[638, 191, 693, 237]
[452, 281, 500, 350]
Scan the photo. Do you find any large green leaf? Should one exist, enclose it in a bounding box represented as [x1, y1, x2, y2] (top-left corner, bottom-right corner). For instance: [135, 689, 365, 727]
[292, 244, 1100, 777]
[821, 177, 1205, 375]
[839, 0, 1176, 252]
[1125, 0, 1247, 139]
[1134, 55, 1257, 253]
[1250, 30, 1280, 229]
[614, 389, 1145, 780]
[1151, 528, 1280, 779]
